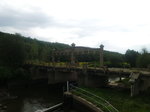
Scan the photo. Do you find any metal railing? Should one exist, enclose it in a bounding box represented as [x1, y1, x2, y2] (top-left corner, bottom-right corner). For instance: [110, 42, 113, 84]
[35, 103, 63, 112]
[69, 84, 119, 112]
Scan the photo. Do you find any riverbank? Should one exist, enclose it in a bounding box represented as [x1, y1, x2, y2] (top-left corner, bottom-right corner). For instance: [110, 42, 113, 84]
[79, 87, 150, 112]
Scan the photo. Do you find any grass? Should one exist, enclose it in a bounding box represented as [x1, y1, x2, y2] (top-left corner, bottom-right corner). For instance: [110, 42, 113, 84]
[72, 87, 150, 112]
[72, 90, 115, 112]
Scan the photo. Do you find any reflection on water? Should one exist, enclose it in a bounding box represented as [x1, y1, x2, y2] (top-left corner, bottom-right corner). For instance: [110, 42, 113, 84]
[109, 77, 125, 83]
[5, 86, 63, 112]
[109, 77, 120, 83]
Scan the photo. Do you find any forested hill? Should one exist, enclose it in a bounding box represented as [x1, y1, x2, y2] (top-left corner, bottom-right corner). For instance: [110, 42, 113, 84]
[0, 31, 125, 67]
[0, 31, 70, 67]
[0, 31, 149, 68]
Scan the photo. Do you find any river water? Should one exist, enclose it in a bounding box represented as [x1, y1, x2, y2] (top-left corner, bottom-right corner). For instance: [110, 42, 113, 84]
[4, 86, 63, 112]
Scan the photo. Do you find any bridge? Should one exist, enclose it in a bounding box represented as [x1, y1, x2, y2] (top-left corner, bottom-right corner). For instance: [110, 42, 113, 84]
[25, 44, 150, 96]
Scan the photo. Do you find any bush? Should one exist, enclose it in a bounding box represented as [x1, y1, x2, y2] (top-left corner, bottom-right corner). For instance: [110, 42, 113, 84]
[13, 68, 30, 80]
[0, 67, 12, 80]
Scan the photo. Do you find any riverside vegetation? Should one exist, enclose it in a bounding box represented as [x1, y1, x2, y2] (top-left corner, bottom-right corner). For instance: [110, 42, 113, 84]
[72, 87, 150, 112]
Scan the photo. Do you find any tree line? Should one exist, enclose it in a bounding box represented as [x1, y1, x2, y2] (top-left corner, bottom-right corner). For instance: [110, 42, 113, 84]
[0, 31, 150, 84]
[0, 31, 70, 67]
[125, 48, 150, 68]
[0, 31, 70, 84]
[0, 31, 150, 68]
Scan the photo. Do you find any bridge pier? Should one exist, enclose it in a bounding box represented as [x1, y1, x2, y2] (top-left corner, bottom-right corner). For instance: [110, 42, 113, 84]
[130, 78, 150, 96]
[139, 76, 150, 91]
[30, 67, 48, 80]
[78, 66, 108, 87]
[130, 81, 140, 97]
[129, 72, 150, 96]
[84, 74, 108, 87]
[48, 70, 55, 84]
[48, 69, 78, 84]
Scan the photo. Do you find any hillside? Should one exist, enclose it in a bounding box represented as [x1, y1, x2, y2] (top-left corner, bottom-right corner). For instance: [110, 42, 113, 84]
[0, 31, 70, 67]
[1, 31, 149, 68]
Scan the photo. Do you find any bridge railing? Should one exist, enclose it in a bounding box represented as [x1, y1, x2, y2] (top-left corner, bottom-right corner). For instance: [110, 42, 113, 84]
[69, 84, 119, 112]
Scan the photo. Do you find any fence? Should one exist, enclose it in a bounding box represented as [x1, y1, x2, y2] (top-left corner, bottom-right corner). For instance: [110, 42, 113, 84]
[69, 84, 119, 112]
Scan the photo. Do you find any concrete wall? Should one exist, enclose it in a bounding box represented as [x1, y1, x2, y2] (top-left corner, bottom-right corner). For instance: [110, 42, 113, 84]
[78, 72, 108, 87]
[30, 67, 48, 80]
[29, 66, 109, 88]
[139, 76, 150, 91]
[48, 70, 78, 84]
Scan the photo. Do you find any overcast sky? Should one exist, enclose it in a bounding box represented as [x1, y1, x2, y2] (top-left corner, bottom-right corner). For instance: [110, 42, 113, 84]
[0, 0, 150, 53]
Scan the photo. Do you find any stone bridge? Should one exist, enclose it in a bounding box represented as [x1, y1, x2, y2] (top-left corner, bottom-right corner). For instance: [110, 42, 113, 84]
[25, 43, 150, 96]
[25, 64, 150, 96]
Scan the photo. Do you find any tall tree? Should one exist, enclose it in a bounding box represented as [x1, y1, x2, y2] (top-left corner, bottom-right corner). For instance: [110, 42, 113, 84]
[136, 48, 150, 68]
[125, 49, 139, 67]
[0, 34, 25, 67]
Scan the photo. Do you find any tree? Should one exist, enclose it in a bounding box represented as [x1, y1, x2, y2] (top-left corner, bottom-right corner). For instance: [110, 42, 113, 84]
[136, 48, 150, 68]
[125, 49, 139, 67]
[104, 51, 124, 67]
[0, 35, 25, 67]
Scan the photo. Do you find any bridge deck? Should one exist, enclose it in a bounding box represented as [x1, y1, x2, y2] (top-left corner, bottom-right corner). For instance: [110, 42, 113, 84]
[25, 64, 150, 77]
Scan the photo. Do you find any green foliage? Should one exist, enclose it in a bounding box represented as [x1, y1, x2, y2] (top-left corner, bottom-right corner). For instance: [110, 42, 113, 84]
[0, 33, 25, 67]
[124, 48, 150, 68]
[0, 67, 12, 79]
[121, 62, 131, 68]
[0, 31, 70, 65]
[136, 49, 150, 68]
[0, 67, 31, 82]
[0, 31, 126, 68]
[0, 31, 70, 83]
[12, 68, 30, 80]
[1, 31, 150, 69]
[104, 51, 124, 67]
[80, 87, 150, 112]
[125, 49, 139, 67]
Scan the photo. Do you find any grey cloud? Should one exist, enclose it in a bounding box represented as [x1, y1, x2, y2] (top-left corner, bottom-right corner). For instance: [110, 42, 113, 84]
[55, 19, 132, 39]
[0, 6, 54, 29]
[102, 25, 132, 32]
[0, 5, 133, 40]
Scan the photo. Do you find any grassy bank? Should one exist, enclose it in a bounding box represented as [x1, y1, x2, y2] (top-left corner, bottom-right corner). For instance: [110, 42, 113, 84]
[73, 87, 150, 112]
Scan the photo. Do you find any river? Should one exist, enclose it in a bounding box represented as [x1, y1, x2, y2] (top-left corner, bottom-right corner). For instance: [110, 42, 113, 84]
[3, 85, 63, 112]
